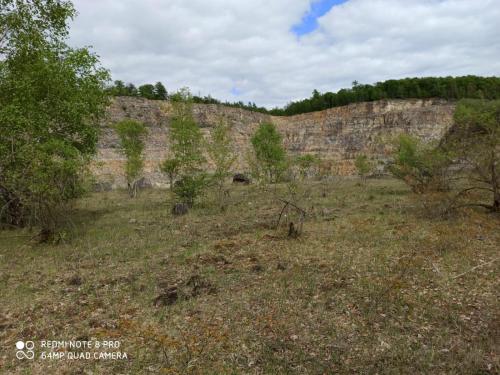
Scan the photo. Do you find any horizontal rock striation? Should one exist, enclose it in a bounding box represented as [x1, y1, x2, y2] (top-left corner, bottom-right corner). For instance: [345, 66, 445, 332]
[93, 97, 455, 188]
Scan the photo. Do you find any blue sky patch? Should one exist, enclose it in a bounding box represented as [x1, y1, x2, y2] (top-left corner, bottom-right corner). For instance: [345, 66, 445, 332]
[292, 0, 348, 36]
[231, 87, 242, 96]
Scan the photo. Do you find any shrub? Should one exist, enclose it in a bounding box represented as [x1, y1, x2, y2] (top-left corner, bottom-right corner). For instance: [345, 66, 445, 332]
[172, 175, 208, 207]
[389, 134, 450, 194]
[0, 140, 87, 231]
[115, 119, 148, 197]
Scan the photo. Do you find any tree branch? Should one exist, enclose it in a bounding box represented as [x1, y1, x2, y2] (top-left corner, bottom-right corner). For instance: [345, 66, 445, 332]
[451, 258, 498, 280]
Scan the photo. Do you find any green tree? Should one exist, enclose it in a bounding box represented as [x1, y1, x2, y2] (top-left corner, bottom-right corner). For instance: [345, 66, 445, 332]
[354, 154, 373, 182]
[154, 81, 167, 100]
[207, 118, 236, 210]
[450, 100, 500, 211]
[165, 88, 206, 206]
[250, 122, 287, 183]
[0, 0, 109, 235]
[138, 84, 155, 99]
[125, 83, 138, 96]
[109, 80, 127, 96]
[115, 119, 148, 197]
[161, 158, 180, 190]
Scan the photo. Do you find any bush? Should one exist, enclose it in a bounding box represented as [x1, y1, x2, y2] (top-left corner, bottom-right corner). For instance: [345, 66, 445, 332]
[389, 134, 450, 193]
[172, 175, 208, 207]
[0, 140, 87, 231]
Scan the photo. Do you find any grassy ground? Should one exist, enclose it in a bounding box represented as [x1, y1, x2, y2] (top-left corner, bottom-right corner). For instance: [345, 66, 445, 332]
[0, 178, 498, 374]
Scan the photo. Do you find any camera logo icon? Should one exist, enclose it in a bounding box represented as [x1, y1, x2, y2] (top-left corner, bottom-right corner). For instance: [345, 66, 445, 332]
[16, 341, 35, 360]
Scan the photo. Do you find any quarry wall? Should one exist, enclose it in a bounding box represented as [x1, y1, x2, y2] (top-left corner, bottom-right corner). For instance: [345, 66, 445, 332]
[94, 97, 455, 188]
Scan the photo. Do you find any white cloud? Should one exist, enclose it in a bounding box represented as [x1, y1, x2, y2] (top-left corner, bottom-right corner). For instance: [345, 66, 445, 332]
[69, 0, 500, 107]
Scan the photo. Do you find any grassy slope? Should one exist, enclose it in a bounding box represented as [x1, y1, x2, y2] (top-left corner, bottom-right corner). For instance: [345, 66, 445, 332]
[0, 178, 498, 374]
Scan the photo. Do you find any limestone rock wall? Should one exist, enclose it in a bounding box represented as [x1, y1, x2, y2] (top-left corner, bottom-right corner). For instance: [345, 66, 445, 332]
[94, 97, 455, 188]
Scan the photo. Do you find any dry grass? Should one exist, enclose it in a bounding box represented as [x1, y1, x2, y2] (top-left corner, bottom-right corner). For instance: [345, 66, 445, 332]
[0, 178, 498, 374]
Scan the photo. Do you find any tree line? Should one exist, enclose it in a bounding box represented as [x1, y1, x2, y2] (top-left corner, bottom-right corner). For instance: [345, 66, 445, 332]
[275, 76, 500, 116]
[107, 76, 500, 116]
[106, 80, 271, 114]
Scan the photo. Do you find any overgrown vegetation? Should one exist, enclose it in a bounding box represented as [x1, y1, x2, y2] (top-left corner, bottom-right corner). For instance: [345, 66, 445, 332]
[115, 119, 148, 197]
[0, 0, 109, 236]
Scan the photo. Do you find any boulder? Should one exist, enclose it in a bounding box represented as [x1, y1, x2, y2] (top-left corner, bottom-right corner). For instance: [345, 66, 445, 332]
[233, 173, 251, 184]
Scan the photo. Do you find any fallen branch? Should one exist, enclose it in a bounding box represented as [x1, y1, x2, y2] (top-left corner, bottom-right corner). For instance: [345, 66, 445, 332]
[451, 258, 498, 280]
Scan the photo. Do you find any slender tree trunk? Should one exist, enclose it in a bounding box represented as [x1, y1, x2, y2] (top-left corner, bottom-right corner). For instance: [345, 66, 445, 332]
[127, 181, 138, 198]
[491, 152, 499, 212]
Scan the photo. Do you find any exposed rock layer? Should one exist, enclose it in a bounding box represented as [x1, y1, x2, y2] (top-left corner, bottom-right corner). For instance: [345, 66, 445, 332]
[94, 97, 455, 187]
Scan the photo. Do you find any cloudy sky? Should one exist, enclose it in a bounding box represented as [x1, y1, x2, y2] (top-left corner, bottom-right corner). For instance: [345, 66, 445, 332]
[69, 0, 500, 108]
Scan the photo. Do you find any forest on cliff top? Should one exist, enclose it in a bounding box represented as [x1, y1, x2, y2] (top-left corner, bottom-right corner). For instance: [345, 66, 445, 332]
[107, 75, 500, 116]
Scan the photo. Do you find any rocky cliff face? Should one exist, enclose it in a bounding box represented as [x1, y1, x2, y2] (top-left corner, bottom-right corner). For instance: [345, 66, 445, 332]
[94, 97, 455, 187]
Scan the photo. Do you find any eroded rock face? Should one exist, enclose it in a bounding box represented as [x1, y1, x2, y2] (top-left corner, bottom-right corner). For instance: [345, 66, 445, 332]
[93, 96, 455, 187]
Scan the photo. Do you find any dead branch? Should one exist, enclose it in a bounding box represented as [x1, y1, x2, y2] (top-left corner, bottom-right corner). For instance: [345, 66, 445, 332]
[275, 198, 306, 237]
[451, 258, 498, 280]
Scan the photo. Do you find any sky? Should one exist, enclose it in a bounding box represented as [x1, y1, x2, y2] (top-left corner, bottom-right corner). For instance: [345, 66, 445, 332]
[69, 0, 500, 108]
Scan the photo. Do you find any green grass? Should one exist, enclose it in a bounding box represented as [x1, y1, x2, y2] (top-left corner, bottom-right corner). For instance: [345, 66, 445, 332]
[0, 178, 498, 374]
